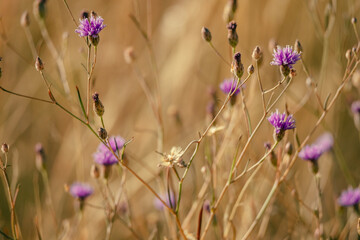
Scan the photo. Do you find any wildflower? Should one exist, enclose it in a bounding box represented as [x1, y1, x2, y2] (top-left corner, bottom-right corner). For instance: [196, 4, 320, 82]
[338, 187, 360, 207]
[271, 45, 301, 76]
[70, 182, 93, 200]
[219, 79, 240, 96]
[252, 46, 262, 61]
[93, 136, 125, 166]
[154, 191, 176, 210]
[158, 146, 186, 168]
[299, 145, 323, 162]
[267, 110, 296, 141]
[75, 13, 106, 46]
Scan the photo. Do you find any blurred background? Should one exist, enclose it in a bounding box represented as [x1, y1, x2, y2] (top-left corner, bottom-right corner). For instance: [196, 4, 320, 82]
[0, 0, 360, 239]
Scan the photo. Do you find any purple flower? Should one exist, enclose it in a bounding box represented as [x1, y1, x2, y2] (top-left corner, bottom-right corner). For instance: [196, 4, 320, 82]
[351, 100, 360, 114]
[75, 15, 106, 38]
[270, 45, 301, 69]
[314, 132, 334, 153]
[219, 79, 241, 96]
[154, 191, 176, 210]
[268, 110, 295, 141]
[70, 182, 93, 200]
[93, 136, 125, 166]
[298, 145, 323, 161]
[338, 187, 360, 207]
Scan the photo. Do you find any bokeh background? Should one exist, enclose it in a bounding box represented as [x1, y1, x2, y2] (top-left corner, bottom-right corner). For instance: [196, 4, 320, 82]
[0, 0, 360, 239]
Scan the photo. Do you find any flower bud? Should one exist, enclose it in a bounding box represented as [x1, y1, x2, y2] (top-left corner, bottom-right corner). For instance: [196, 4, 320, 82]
[35, 56, 44, 71]
[81, 10, 89, 19]
[20, 11, 30, 27]
[33, 0, 47, 19]
[92, 92, 105, 117]
[90, 35, 100, 47]
[285, 142, 293, 155]
[90, 164, 100, 179]
[252, 46, 262, 61]
[35, 143, 46, 171]
[290, 69, 297, 78]
[265, 142, 277, 167]
[201, 27, 212, 42]
[294, 39, 303, 53]
[1, 143, 9, 154]
[247, 64, 254, 75]
[227, 21, 238, 48]
[98, 127, 107, 140]
[309, 160, 319, 174]
[280, 65, 290, 78]
[352, 17, 357, 24]
[124, 46, 136, 64]
[232, 52, 244, 79]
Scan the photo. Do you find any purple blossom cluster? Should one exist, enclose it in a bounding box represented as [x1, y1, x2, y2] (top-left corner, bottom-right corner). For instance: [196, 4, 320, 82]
[270, 45, 301, 69]
[268, 110, 295, 141]
[219, 78, 241, 96]
[93, 136, 125, 166]
[299, 132, 334, 162]
[337, 187, 360, 207]
[70, 182, 93, 200]
[75, 15, 106, 38]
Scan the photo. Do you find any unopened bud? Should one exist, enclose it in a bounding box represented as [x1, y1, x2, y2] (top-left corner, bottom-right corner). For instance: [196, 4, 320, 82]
[227, 21, 238, 48]
[81, 10, 89, 19]
[290, 68, 297, 78]
[352, 17, 357, 24]
[33, 0, 47, 19]
[90, 11, 98, 18]
[309, 160, 319, 174]
[35, 56, 44, 71]
[124, 47, 136, 64]
[247, 65, 254, 75]
[98, 127, 107, 140]
[264, 142, 277, 167]
[346, 49, 352, 60]
[35, 143, 46, 171]
[294, 39, 303, 53]
[285, 142, 293, 155]
[90, 164, 100, 179]
[232, 52, 244, 79]
[20, 11, 30, 27]
[252, 46, 262, 61]
[201, 27, 212, 42]
[1, 143, 9, 153]
[101, 165, 112, 179]
[92, 92, 105, 117]
[90, 35, 100, 46]
[280, 65, 290, 78]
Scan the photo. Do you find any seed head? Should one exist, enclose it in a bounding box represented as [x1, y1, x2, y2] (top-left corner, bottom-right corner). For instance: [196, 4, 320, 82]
[201, 27, 212, 42]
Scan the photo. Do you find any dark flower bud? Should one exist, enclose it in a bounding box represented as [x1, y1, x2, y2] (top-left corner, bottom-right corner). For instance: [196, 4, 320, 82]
[21, 11, 30, 27]
[294, 39, 303, 53]
[92, 92, 105, 117]
[90, 164, 100, 179]
[290, 69, 297, 78]
[124, 46, 136, 64]
[247, 64, 254, 75]
[201, 27, 212, 42]
[35, 143, 46, 171]
[227, 21, 238, 48]
[90, 35, 100, 47]
[309, 160, 319, 174]
[90, 11, 98, 18]
[352, 17, 357, 24]
[81, 10, 89, 19]
[203, 200, 211, 214]
[252, 46, 262, 61]
[35, 56, 44, 71]
[285, 142, 293, 155]
[232, 52, 244, 79]
[98, 127, 107, 140]
[1, 143, 9, 153]
[33, 0, 47, 19]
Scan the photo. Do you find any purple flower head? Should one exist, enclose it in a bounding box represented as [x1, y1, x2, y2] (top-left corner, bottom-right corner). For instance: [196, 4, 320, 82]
[154, 191, 176, 211]
[70, 182, 93, 200]
[337, 187, 360, 207]
[270, 45, 301, 69]
[268, 110, 295, 141]
[298, 145, 323, 162]
[75, 15, 106, 38]
[93, 136, 125, 166]
[314, 132, 334, 153]
[219, 79, 241, 96]
[351, 100, 360, 114]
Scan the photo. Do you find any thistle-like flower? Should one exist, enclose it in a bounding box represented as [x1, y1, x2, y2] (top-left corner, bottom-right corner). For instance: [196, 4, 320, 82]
[271, 45, 301, 76]
[338, 187, 360, 207]
[268, 110, 296, 141]
[70, 182, 93, 200]
[298, 145, 323, 162]
[313, 132, 334, 153]
[93, 136, 125, 166]
[75, 13, 106, 46]
[219, 79, 240, 96]
[158, 146, 186, 168]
